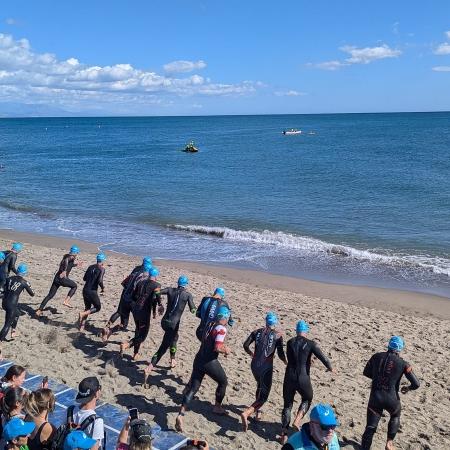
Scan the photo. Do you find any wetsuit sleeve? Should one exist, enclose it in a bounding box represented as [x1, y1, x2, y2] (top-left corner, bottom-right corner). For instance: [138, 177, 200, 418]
[160, 287, 170, 296]
[276, 335, 287, 363]
[243, 331, 256, 356]
[312, 342, 332, 371]
[196, 297, 206, 318]
[98, 267, 105, 291]
[363, 356, 375, 379]
[404, 363, 420, 390]
[187, 293, 196, 312]
[152, 285, 162, 306]
[24, 280, 35, 297]
[286, 338, 295, 365]
[83, 268, 88, 282]
[9, 253, 18, 274]
[61, 257, 69, 273]
[121, 274, 131, 288]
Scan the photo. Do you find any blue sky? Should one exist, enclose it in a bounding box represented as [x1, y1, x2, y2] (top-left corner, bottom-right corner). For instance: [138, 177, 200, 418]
[0, 0, 449, 116]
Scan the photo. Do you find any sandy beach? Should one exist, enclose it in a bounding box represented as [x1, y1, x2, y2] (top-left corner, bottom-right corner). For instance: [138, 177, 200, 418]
[0, 230, 449, 449]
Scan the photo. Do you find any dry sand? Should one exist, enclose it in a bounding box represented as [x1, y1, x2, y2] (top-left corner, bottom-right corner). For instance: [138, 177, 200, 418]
[0, 230, 449, 450]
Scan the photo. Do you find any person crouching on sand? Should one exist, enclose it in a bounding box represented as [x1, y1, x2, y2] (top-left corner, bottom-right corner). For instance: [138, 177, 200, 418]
[175, 305, 232, 433]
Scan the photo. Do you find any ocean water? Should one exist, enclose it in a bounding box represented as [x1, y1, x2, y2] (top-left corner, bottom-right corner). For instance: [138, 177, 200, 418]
[0, 113, 449, 297]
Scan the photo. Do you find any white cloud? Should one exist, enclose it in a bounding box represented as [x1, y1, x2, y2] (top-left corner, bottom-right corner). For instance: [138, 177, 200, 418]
[432, 66, 450, 72]
[341, 45, 402, 64]
[310, 44, 401, 70]
[434, 43, 450, 55]
[0, 34, 261, 114]
[163, 60, 206, 73]
[274, 90, 305, 96]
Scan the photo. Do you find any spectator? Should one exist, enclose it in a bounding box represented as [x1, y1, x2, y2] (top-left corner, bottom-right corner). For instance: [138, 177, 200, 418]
[64, 430, 97, 450]
[1, 366, 26, 391]
[72, 377, 104, 450]
[117, 417, 153, 450]
[2, 417, 35, 450]
[1, 387, 27, 427]
[281, 404, 340, 450]
[24, 388, 56, 450]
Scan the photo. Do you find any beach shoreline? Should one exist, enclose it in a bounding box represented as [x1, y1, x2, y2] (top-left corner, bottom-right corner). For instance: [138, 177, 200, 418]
[1, 228, 449, 320]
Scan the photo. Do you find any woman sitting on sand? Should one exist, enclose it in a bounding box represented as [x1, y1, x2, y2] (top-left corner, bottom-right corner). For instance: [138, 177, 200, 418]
[24, 388, 56, 450]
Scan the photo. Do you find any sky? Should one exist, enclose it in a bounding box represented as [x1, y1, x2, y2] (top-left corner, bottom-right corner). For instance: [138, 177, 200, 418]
[0, 0, 449, 116]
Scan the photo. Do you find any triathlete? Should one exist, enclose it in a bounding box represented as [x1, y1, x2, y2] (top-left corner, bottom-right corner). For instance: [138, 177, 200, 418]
[0, 264, 34, 358]
[120, 267, 161, 361]
[195, 287, 233, 340]
[175, 305, 231, 433]
[144, 275, 196, 378]
[101, 257, 152, 341]
[0, 252, 6, 298]
[77, 253, 106, 331]
[35, 245, 81, 316]
[240, 312, 287, 431]
[360, 336, 420, 450]
[280, 320, 335, 445]
[0, 243, 23, 296]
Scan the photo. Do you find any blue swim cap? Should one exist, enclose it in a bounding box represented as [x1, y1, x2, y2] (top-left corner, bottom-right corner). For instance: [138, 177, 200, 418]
[96, 253, 106, 262]
[12, 242, 23, 252]
[150, 267, 159, 277]
[310, 404, 339, 427]
[17, 263, 28, 275]
[143, 262, 152, 273]
[0, 252, 5, 261]
[214, 287, 225, 298]
[296, 320, 309, 333]
[216, 305, 230, 320]
[143, 256, 152, 266]
[266, 312, 278, 327]
[178, 275, 189, 287]
[70, 245, 80, 255]
[388, 336, 404, 352]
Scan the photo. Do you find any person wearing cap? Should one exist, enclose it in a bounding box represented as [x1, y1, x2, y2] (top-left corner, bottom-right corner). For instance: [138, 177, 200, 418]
[175, 305, 232, 433]
[195, 287, 233, 341]
[360, 336, 420, 450]
[101, 260, 152, 342]
[240, 312, 287, 431]
[78, 254, 106, 331]
[2, 416, 36, 450]
[36, 245, 82, 317]
[281, 404, 340, 450]
[64, 430, 97, 450]
[72, 377, 104, 450]
[280, 320, 335, 444]
[120, 267, 161, 361]
[144, 275, 196, 378]
[0, 243, 23, 278]
[116, 416, 153, 450]
[0, 264, 34, 357]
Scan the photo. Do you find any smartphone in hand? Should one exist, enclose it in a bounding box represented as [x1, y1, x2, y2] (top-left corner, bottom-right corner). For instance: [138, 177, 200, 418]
[129, 407, 139, 421]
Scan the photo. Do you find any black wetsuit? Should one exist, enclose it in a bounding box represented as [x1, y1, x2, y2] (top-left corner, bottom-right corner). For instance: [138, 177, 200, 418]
[39, 254, 78, 310]
[0, 275, 34, 341]
[244, 327, 286, 410]
[82, 264, 105, 314]
[108, 265, 147, 328]
[195, 296, 231, 341]
[182, 321, 228, 408]
[150, 287, 195, 366]
[129, 278, 161, 355]
[361, 350, 420, 449]
[281, 336, 332, 430]
[0, 251, 18, 296]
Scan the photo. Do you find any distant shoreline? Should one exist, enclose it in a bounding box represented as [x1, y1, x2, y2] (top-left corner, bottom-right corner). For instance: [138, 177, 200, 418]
[2, 228, 449, 320]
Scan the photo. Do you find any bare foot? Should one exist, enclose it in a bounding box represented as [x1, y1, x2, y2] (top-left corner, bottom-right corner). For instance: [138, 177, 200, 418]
[132, 353, 141, 361]
[170, 358, 176, 369]
[292, 412, 304, 430]
[35, 309, 42, 317]
[11, 329, 18, 339]
[175, 415, 184, 432]
[278, 433, 288, 445]
[102, 327, 112, 342]
[119, 343, 127, 357]
[385, 441, 395, 450]
[77, 313, 85, 331]
[212, 405, 228, 415]
[63, 300, 73, 308]
[240, 412, 249, 432]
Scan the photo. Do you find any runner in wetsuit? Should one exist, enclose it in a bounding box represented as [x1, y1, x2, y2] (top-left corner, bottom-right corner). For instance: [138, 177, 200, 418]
[175, 305, 231, 433]
[0, 264, 34, 358]
[0, 243, 23, 297]
[0, 252, 6, 299]
[35, 245, 81, 316]
[101, 257, 152, 341]
[360, 336, 420, 450]
[195, 287, 233, 341]
[240, 312, 287, 431]
[120, 267, 162, 361]
[280, 320, 335, 445]
[77, 253, 106, 330]
[144, 275, 196, 377]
